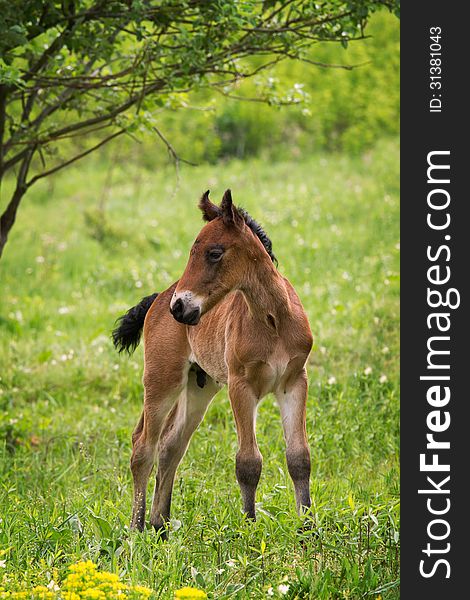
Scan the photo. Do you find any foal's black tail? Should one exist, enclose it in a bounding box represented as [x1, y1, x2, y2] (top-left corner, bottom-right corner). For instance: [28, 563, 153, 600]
[112, 293, 158, 354]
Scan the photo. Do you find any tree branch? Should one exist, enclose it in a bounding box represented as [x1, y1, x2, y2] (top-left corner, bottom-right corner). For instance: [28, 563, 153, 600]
[151, 126, 197, 167]
[26, 129, 126, 187]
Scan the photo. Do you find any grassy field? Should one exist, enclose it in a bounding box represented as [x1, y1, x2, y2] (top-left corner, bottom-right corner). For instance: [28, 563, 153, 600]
[0, 138, 399, 599]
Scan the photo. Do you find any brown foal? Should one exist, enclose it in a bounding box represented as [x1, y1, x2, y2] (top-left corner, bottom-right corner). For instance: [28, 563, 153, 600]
[113, 189, 313, 535]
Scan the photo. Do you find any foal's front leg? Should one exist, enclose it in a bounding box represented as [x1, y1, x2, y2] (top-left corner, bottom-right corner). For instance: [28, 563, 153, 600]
[276, 369, 312, 513]
[228, 377, 263, 520]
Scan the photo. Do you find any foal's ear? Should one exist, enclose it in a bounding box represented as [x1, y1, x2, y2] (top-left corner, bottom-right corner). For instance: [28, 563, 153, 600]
[220, 189, 243, 228]
[198, 190, 220, 222]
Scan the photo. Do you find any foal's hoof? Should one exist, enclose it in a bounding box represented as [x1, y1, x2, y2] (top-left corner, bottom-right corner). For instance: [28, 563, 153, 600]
[153, 522, 169, 542]
[297, 521, 317, 535]
[297, 516, 318, 545]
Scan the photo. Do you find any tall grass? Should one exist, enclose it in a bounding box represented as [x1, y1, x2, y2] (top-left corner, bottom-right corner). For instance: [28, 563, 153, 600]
[0, 138, 399, 598]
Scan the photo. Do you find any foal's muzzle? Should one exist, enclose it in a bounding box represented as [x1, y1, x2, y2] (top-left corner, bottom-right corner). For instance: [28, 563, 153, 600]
[170, 298, 201, 326]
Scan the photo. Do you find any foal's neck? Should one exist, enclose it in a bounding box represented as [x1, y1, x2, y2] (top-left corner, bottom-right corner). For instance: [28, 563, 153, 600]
[239, 252, 291, 329]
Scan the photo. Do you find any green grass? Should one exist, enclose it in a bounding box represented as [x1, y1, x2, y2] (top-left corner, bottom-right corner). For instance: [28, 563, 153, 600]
[0, 137, 399, 599]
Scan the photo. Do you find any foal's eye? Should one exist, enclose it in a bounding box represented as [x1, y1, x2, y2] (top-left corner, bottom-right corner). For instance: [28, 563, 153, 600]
[207, 248, 224, 263]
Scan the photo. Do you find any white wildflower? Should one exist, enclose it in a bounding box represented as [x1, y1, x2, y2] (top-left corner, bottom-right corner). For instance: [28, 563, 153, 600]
[364, 366, 373, 376]
[379, 374, 388, 384]
[47, 580, 59, 591]
[278, 584, 289, 595]
[327, 376, 337, 385]
[9, 310, 23, 323]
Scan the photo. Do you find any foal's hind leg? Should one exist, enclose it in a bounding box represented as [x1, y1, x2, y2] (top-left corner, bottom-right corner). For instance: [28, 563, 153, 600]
[130, 376, 186, 531]
[150, 368, 219, 536]
[275, 369, 312, 513]
[130, 305, 190, 531]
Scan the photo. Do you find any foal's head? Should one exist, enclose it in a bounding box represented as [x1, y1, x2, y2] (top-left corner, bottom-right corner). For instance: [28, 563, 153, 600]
[170, 190, 276, 325]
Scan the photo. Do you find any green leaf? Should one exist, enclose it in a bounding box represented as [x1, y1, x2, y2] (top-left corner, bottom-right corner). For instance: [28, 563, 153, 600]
[225, 583, 245, 596]
[86, 507, 112, 540]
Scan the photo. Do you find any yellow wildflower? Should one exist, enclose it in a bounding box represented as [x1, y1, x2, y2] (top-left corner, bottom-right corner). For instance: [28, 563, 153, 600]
[62, 593, 81, 600]
[0, 560, 153, 599]
[81, 590, 106, 600]
[174, 587, 207, 599]
[31, 586, 55, 599]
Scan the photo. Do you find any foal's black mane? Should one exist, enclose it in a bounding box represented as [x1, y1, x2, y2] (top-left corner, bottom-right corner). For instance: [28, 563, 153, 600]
[238, 207, 277, 265]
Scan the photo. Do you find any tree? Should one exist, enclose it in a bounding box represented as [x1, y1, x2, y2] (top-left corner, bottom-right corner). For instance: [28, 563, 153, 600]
[0, 0, 399, 259]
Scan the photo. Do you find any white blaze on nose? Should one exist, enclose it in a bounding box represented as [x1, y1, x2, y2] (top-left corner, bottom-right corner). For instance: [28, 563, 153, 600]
[170, 290, 204, 312]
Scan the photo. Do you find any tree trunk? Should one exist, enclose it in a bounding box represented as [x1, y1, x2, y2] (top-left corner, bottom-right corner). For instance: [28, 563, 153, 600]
[0, 184, 28, 259]
[0, 149, 34, 260]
